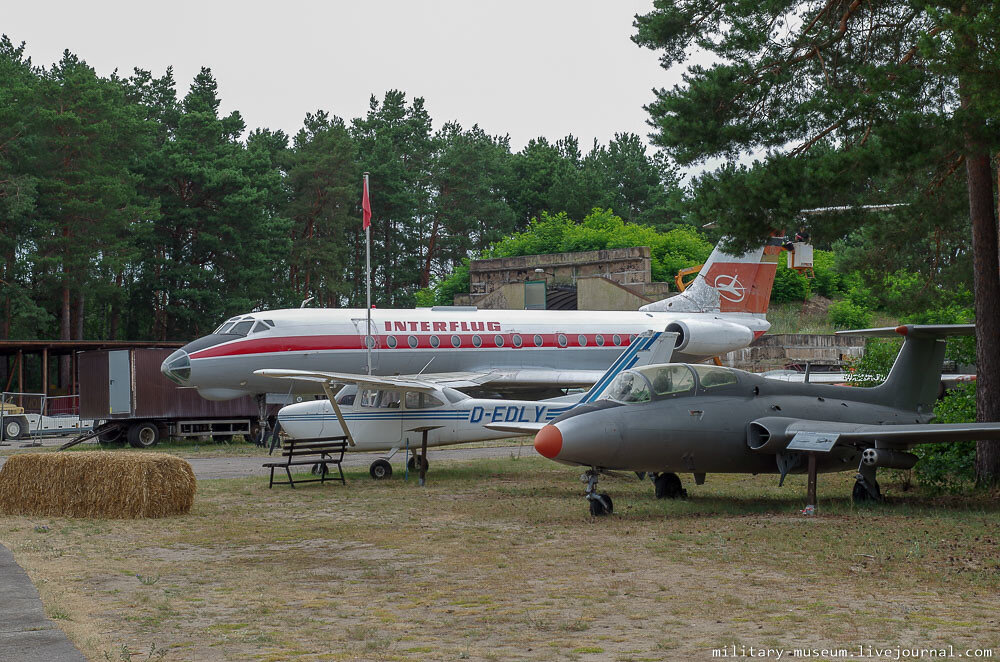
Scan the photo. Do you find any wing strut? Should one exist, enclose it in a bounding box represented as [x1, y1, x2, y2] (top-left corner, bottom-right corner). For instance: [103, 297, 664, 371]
[321, 383, 357, 447]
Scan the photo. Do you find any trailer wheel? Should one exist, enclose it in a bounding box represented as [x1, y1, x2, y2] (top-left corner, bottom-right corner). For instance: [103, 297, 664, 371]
[127, 422, 160, 448]
[2, 416, 26, 441]
[97, 425, 123, 445]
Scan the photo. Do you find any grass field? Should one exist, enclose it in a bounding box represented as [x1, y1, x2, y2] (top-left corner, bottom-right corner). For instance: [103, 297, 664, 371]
[1, 456, 998, 661]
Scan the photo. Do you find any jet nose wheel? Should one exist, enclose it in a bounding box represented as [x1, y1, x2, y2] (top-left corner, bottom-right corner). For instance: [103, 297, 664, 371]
[589, 493, 614, 517]
[369, 459, 393, 480]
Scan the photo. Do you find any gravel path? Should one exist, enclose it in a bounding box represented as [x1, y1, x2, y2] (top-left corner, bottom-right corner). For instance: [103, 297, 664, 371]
[0, 442, 533, 480]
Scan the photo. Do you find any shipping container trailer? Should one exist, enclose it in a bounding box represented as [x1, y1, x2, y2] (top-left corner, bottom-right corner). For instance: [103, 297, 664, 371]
[78, 348, 278, 447]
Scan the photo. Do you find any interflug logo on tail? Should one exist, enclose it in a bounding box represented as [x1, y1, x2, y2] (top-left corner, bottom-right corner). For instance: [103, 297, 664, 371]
[711, 273, 747, 303]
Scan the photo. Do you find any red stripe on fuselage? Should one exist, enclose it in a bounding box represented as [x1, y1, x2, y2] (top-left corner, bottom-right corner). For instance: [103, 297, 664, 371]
[188, 333, 640, 359]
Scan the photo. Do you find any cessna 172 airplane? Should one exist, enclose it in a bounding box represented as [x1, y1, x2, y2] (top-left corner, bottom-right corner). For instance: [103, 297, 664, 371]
[161, 239, 777, 402]
[256, 331, 677, 479]
[520, 324, 1000, 515]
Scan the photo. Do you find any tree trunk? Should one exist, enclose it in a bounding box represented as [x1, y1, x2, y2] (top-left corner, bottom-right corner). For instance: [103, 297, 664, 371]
[75, 290, 85, 340]
[59, 283, 71, 388]
[965, 151, 1000, 486]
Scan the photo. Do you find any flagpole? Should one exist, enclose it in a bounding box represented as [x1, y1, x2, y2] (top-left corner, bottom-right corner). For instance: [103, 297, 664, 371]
[364, 172, 372, 376]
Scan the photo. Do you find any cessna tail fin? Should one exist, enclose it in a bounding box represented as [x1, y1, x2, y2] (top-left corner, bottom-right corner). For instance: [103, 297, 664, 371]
[837, 324, 974, 413]
[640, 240, 777, 316]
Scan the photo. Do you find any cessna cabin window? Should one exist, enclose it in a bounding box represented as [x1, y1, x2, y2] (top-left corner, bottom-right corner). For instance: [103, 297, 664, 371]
[358, 389, 401, 408]
[404, 391, 444, 409]
[692, 365, 739, 389]
[637, 365, 696, 396]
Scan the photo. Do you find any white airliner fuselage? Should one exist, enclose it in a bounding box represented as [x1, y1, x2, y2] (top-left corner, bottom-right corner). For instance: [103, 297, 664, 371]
[162, 242, 777, 400]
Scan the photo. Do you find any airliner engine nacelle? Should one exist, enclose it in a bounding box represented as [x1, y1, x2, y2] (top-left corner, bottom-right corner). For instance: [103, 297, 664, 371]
[665, 319, 754, 358]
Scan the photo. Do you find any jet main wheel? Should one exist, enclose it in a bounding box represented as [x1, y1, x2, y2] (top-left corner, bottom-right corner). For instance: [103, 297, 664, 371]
[852, 479, 882, 504]
[589, 493, 614, 517]
[369, 459, 393, 480]
[653, 472, 687, 499]
[407, 455, 429, 472]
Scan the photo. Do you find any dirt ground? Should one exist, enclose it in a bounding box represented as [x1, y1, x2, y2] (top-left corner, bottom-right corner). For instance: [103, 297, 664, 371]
[1, 456, 998, 661]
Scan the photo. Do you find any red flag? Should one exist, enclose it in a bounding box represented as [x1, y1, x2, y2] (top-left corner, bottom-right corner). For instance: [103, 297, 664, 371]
[362, 177, 372, 230]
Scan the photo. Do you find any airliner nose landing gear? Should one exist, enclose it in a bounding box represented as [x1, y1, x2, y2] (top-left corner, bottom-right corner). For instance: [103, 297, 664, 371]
[582, 469, 614, 516]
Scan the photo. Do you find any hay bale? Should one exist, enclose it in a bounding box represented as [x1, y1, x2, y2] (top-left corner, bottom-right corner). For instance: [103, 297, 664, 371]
[0, 451, 196, 519]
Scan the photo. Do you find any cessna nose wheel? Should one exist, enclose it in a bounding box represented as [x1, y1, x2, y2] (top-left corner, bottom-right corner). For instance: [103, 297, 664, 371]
[369, 459, 393, 480]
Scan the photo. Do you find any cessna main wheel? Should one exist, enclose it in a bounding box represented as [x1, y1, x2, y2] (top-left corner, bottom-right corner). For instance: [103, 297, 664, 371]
[407, 455, 429, 472]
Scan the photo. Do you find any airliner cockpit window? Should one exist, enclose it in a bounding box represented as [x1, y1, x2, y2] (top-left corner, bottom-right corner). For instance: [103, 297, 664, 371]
[636, 365, 696, 396]
[251, 321, 268, 334]
[229, 321, 254, 336]
[604, 371, 651, 404]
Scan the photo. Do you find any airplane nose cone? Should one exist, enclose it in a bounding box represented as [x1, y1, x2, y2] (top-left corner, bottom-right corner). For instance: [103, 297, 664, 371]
[161, 349, 191, 385]
[534, 424, 563, 459]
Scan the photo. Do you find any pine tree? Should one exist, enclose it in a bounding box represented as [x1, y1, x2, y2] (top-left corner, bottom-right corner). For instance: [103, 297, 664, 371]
[634, 0, 1000, 484]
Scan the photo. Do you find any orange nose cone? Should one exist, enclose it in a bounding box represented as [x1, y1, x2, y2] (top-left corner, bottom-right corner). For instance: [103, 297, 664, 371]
[534, 424, 563, 459]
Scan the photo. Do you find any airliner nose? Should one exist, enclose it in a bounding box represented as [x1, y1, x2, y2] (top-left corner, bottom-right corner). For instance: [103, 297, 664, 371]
[534, 424, 563, 459]
[161, 349, 191, 385]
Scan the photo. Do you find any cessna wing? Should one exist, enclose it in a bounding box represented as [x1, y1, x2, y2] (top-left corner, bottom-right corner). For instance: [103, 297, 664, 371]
[748, 417, 1000, 454]
[255, 369, 496, 392]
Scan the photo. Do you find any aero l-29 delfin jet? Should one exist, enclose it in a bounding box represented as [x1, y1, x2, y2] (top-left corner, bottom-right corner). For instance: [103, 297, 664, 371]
[520, 324, 1000, 516]
[256, 331, 676, 479]
[161, 239, 777, 403]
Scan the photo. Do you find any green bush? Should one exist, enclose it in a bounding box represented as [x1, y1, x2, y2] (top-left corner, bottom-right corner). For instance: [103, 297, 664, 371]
[828, 299, 873, 330]
[845, 338, 900, 386]
[770, 264, 810, 303]
[913, 382, 977, 490]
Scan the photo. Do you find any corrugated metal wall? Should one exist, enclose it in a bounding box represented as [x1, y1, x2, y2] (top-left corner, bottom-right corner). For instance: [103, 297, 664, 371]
[78, 351, 110, 418]
[79, 348, 265, 420]
[133, 349, 261, 418]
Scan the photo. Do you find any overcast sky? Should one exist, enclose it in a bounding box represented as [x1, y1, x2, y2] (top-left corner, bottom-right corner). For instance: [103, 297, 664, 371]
[5, 0, 681, 152]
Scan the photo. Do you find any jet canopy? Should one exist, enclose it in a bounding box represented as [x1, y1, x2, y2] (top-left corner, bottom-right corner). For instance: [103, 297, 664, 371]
[601, 363, 739, 403]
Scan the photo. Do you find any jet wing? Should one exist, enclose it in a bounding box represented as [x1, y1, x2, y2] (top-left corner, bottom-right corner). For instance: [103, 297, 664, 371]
[255, 369, 495, 392]
[754, 417, 1000, 452]
[482, 422, 547, 435]
[818, 422, 1000, 449]
[479, 369, 609, 389]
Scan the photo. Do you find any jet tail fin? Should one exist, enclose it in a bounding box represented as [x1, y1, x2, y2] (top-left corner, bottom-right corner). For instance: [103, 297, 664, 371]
[640, 239, 777, 316]
[577, 331, 679, 404]
[837, 324, 974, 413]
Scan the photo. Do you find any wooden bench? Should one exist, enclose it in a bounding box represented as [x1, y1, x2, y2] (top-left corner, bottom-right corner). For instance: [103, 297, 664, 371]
[262, 436, 348, 488]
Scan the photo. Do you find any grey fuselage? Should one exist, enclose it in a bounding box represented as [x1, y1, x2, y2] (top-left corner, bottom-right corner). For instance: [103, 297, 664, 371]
[546, 370, 930, 475]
